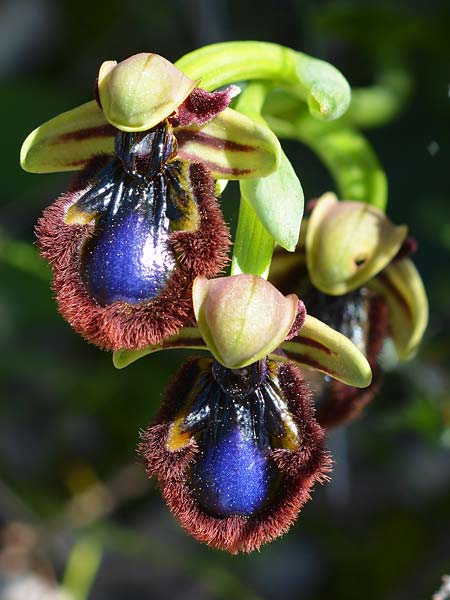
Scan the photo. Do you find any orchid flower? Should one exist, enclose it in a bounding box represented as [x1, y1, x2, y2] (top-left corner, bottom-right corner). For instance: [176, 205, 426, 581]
[271, 193, 428, 426]
[20, 53, 280, 350]
[115, 274, 372, 552]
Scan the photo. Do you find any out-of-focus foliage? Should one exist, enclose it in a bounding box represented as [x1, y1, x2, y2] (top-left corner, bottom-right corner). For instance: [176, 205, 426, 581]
[0, 1, 449, 599]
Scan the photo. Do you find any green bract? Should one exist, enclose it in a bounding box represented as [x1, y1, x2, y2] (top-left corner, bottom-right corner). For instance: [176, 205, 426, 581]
[240, 149, 304, 252]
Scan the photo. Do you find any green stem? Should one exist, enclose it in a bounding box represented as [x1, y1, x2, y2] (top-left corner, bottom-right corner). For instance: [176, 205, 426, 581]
[265, 103, 387, 211]
[175, 41, 350, 121]
[231, 196, 275, 278]
[230, 82, 275, 278]
[347, 66, 412, 129]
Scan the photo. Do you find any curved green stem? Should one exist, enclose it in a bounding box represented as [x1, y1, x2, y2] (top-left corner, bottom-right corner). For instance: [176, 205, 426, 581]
[175, 41, 351, 121]
[347, 66, 412, 129]
[265, 99, 387, 211]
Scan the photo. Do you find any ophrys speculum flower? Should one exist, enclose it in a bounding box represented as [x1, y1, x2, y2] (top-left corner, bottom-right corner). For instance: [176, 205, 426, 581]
[22, 53, 280, 350]
[125, 274, 372, 552]
[272, 193, 429, 426]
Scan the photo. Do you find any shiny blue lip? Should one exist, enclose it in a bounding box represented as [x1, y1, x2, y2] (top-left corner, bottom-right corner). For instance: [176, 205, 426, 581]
[180, 361, 296, 518]
[81, 173, 176, 306]
[67, 124, 188, 306]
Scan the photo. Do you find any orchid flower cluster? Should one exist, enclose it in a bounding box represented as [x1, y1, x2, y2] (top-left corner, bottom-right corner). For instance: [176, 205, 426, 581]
[21, 42, 428, 554]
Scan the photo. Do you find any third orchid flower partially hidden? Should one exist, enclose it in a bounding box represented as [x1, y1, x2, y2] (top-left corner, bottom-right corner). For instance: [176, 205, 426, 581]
[115, 274, 372, 553]
[271, 192, 429, 427]
[21, 53, 280, 350]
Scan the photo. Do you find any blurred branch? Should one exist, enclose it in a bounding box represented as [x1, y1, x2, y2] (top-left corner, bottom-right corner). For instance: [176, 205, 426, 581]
[61, 536, 103, 600]
[0, 233, 50, 281]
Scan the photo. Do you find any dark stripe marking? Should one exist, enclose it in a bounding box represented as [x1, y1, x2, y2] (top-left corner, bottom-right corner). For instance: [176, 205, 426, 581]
[282, 351, 336, 377]
[58, 124, 116, 142]
[377, 272, 412, 319]
[295, 336, 333, 355]
[176, 129, 254, 153]
[176, 151, 252, 176]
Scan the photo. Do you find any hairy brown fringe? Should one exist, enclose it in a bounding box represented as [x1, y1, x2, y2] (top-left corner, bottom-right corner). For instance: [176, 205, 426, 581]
[140, 358, 332, 554]
[36, 160, 231, 351]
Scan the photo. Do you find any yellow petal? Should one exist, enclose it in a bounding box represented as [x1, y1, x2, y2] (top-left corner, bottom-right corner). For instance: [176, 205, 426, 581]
[193, 275, 298, 368]
[98, 53, 197, 132]
[277, 314, 372, 388]
[306, 193, 407, 295]
[367, 258, 428, 360]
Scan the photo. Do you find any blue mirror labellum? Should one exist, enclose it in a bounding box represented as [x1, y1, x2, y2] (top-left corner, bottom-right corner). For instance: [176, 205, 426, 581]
[36, 121, 231, 350]
[140, 357, 331, 554]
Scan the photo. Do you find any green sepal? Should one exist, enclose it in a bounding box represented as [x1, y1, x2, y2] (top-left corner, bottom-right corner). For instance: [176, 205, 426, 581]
[98, 53, 196, 132]
[367, 258, 428, 360]
[113, 327, 206, 369]
[306, 193, 407, 295]
[113, 313, 372, 390]
[20, 101, 114, 173]
[193, 275, 298, 369]
[275, 315, 372, 388]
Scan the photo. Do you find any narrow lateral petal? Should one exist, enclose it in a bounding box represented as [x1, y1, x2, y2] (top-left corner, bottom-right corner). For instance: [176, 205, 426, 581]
[276, 314, 372, 388]
[21, 101, 115, 173]
[175, 107, 280, 180]
[113, 328, 207, 369]
[367, 258, 428, 360]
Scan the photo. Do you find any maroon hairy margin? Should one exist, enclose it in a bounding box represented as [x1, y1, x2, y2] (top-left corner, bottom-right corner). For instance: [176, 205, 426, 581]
[139, 358, 332, 554]
[174, 86, 238, 128]
[36, 160, 231, 351]
[317, 295, 390, 428]
[285, 299, 307, 340]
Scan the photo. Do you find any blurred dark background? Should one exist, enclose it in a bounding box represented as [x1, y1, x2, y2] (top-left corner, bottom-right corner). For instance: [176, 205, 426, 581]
[0, 0, 449, 598]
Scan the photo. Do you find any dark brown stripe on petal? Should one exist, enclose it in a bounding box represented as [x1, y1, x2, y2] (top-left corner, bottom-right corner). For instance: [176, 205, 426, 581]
[176, 151, 251, 176]
[295, 336, 334, 355]
[377, 271, 412, 319]
[176, 129, 253, 152]
[282, 351, 336, 377]
[58, 124, 116, 143]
